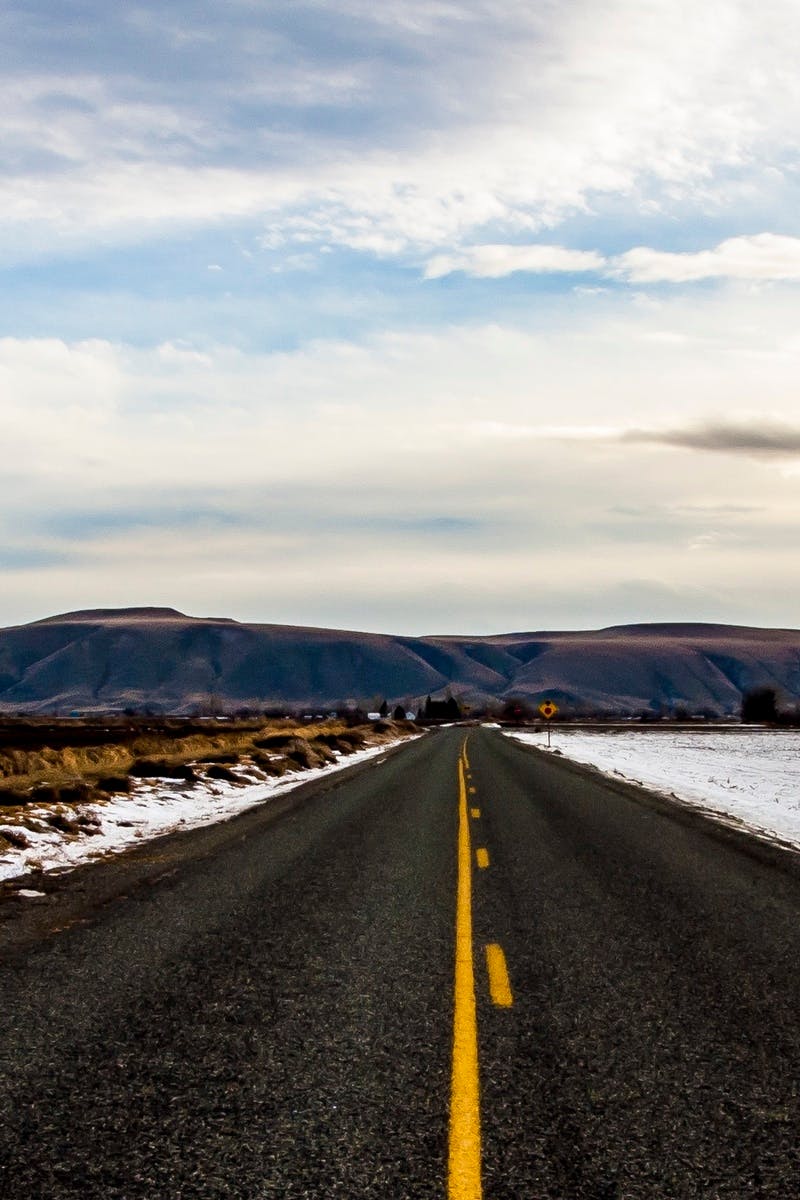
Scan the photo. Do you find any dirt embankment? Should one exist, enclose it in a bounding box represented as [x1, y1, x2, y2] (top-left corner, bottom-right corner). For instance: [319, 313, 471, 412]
[0, 717, 419, 848]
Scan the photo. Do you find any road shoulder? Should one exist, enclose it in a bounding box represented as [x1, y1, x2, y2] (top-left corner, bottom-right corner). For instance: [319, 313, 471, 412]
[499, 729, 800, 880]
[0, 735, 421, 959]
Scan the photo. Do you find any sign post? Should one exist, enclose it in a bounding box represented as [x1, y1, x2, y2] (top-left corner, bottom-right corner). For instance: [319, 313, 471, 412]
[538, 700, 559, 747]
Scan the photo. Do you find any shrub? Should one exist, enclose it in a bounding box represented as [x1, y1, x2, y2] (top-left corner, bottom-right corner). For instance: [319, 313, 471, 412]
[741, 688, 778, 723]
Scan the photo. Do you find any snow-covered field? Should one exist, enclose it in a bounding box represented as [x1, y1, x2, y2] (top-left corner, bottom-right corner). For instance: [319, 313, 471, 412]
[507, 728, 800, 850]
[0, 740, 407, 884]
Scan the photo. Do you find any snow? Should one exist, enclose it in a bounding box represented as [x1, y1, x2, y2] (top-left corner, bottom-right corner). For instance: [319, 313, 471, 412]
[506, 728, 800, 850]
[0, 740, 408, 883]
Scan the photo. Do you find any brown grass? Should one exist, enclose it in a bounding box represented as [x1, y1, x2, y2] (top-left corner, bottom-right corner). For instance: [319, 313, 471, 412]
[0, 719, 352, 792]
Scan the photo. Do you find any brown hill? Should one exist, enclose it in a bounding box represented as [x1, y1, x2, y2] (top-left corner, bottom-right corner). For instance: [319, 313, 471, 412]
[0, 609, 797, 716]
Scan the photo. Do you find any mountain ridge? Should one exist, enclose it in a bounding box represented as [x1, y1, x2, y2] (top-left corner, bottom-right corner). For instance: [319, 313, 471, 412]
[1, 608, 798, 716]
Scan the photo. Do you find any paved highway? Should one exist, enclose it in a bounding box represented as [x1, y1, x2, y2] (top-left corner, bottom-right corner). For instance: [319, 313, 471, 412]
[2, 727, 800, 1197]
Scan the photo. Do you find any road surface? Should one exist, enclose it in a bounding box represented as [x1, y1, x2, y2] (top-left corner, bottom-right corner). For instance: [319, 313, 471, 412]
[2, 726, 800, 1198]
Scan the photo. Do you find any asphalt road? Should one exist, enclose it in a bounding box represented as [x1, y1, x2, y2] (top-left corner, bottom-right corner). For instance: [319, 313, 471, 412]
[2, 727, 800, 1198]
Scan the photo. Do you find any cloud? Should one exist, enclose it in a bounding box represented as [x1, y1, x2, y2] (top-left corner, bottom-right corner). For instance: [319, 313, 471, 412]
[0, 547, 71, 570]
[423, 233, 800, 285]
[424, 244, 606, 279]
[622, 420, 800, 457]
[3, 1, 800, 259]
[42, 507, 246, 540]
[2, 284, 800, 631]
[687, 530, 743, 552]
[468, 421, 619, 441]
[4, 3, 800, 636]
[613, 234, 800, 283]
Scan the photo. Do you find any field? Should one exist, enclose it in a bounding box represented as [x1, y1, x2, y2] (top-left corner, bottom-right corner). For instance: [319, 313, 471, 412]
[0, 716, 349, 793]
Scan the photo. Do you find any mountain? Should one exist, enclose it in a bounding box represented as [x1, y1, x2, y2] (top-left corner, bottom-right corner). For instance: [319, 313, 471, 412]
[0, 608, 798, 716]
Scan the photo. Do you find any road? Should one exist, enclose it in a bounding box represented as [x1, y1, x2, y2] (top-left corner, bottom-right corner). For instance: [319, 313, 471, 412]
[2, 726, 800, 1198]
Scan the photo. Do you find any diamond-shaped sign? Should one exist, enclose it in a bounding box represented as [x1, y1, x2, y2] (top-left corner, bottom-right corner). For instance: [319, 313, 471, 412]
[539, 701, 558, 719]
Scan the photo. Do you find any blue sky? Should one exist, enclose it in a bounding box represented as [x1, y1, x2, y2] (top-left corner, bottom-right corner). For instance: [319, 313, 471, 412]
[3, 0, 800, 633]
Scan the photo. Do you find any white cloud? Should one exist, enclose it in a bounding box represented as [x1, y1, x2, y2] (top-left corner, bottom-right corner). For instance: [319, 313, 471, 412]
[421, 233, 800, 285]
[3, 1, 800, 258]
[2, 284, 800, 629]
[468, 421, 620, 441]
[687, 530, 743, 552]
[424, 244, 606, 278]
[4, 288, 800, 496]
[613, 234, 800, 282]
[5, 3, 800, 634]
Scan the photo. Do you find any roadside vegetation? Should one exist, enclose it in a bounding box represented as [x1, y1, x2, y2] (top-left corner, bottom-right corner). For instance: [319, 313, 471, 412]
[0, 715, 418, 836]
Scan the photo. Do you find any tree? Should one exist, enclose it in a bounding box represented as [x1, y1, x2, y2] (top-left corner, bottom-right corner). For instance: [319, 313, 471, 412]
[741, 687, 778, 723]
[379, 698, 389, 718]
[393, 704, 406, 720]
[501, 697, 533, 723]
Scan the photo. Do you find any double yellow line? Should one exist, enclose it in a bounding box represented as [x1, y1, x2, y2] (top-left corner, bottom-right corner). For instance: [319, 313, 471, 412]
[449, 741, 482, 1198]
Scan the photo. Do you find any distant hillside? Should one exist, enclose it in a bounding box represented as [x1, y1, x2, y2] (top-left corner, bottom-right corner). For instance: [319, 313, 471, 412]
[0, 608, 798, 716]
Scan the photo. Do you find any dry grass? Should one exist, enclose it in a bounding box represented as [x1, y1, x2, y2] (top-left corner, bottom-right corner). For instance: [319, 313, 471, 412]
[0, 719, 352, 792]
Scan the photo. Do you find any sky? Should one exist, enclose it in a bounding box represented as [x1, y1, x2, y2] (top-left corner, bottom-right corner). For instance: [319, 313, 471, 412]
[2, 0, 800, 635]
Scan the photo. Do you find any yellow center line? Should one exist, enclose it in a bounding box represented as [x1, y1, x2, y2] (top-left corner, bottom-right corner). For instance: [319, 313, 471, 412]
[475, 847, 489, 869]
[449, 749, 482, 1199]
[470, 807, 481, 820]
[485, 944, 514, 1007]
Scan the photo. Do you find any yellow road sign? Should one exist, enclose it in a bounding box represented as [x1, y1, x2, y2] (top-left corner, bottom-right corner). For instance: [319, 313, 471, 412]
[539, 701, 558, 719]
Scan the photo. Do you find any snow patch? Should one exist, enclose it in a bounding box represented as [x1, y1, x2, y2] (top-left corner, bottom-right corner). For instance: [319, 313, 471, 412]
[0, 739, 410, 883]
